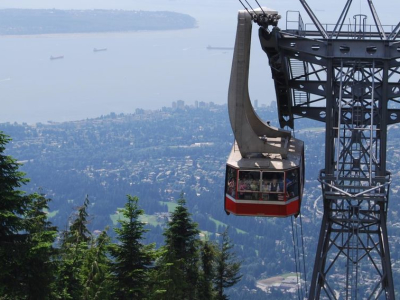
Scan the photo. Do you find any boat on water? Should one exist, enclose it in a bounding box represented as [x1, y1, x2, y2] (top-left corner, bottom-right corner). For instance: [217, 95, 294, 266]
[50, 55, 64, 60]
[206, 45, 233, 50]
[93, 48, 107, 52]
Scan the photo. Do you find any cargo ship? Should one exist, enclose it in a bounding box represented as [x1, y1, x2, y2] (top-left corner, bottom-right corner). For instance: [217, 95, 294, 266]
[50, 55, 64, 60]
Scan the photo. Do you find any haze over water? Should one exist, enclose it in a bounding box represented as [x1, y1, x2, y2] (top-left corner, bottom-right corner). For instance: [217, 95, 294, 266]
[1, 0, 398, 124]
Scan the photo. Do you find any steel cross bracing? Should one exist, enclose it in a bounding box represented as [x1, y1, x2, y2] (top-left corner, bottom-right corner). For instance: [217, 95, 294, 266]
[252, 0, 400, 298]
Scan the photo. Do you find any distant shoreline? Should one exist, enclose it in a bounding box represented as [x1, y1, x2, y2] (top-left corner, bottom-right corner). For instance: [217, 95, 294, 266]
[0, 8, 197, 36]
[0, 27, 198, 39]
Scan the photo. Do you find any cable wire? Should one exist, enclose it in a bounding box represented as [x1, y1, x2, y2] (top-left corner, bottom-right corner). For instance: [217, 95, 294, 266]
[238, 0, 252, 16]
[295, 216, 304, 300]
[254, 0, 266, 15]
[291, 216, 302, 300]
[299, 213, 309, 298]
[244, 0, 256, 13]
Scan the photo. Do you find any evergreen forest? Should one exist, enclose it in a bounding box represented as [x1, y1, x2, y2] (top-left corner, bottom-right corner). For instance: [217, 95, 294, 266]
[0, 130, 241, 299]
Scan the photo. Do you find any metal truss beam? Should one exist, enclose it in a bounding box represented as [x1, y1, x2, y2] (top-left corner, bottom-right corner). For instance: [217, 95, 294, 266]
[258, 8, 400, 297]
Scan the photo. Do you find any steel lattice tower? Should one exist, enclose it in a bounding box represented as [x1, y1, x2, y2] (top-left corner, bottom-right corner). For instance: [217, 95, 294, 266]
[251, 0, 400, 298]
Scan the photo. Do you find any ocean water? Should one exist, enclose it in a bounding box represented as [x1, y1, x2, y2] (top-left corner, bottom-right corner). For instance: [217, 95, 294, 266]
[0, 29, 238, 124]
[0, 0, 397, 124]
[0, 0, 288, 124]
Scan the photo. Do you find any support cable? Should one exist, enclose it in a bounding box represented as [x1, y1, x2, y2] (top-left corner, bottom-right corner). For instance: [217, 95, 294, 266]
[291, 216, 302, 300]
[254, 0, 266, 15]
[299, 213, 309, 298]
[295, 216, 306, 300]
[244, 0, 257, 14]
[238, 0, 252, 16]
[292, 216, 308, 300]
[295, 217, 304, 300]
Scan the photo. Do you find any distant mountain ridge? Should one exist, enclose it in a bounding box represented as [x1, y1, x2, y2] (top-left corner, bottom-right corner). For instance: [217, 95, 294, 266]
[0, 9, 197, 35]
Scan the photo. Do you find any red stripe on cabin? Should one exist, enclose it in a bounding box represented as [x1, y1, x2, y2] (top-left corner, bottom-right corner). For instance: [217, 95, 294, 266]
[225, 196, 300, 217]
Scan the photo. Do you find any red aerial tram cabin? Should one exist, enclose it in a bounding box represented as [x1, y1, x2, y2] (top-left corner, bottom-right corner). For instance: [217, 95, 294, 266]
[224, 8, 304, 218]
[224, 140, 304, 217]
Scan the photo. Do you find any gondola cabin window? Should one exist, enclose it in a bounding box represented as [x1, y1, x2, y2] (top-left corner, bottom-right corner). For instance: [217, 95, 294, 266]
[226, 165, 238, 198]
[225, 167, 300, 202]
[225, 165, 302, 217]
[237, 171, 260, 200]
[286, 168, 300, 201]
[261, 171, 285, 200]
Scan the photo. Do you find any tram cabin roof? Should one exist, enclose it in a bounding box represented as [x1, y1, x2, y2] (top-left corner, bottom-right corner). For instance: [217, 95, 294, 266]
[226, 137, 303, 171]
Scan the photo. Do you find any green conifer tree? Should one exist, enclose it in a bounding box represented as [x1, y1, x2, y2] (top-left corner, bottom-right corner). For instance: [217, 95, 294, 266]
[23, 192, 58, 299]
[198, 240, 217, 300]
[214, 228, 242, 300]
[65, 195, 91, 245]
[109, 195, 155, 299]
[0, 132, 30, 298]
[81, 228, 112, 300]
[0, 132, 57, 299]
[157, 193, 200, 300]
[56, 195, 92, 299]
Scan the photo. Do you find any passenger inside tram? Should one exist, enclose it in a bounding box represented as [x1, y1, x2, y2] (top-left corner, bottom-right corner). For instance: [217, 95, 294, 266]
[226, 166, 300, 202]
[237, 171, 260, 200]
[262, 172, 284, 200]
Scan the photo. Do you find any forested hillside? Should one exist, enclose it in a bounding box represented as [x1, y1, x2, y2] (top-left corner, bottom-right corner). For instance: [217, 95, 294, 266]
[2, 103, 400, 298]
[0, 132, 241, 299]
